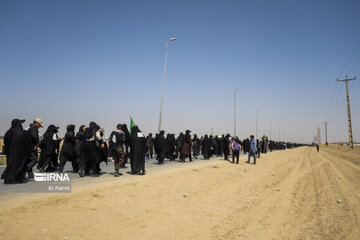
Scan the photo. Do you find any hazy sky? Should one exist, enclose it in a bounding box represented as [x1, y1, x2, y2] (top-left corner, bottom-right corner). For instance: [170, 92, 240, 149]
[1, 0, 359, 143]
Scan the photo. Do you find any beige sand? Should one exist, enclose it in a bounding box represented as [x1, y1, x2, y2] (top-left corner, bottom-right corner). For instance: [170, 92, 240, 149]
[0, 146, 359, 240]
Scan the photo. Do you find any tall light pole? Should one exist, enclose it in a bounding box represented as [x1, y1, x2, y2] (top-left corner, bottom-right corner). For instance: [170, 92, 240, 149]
[234, 88, 240, 137]
[158, 37, 176, 133]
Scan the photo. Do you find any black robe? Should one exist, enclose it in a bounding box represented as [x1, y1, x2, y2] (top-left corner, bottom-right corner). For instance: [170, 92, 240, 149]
[210, 136, 216, 157]
[215, 136, 220, 156]
[1, 119, 32, 183]
[38, 125, 60, 171]
[166, 134, 176, 160]
[61, 125, 76, 158]
[192, 135, 201, 156]
[154, 131, 167, 162]
[58, 124, 77, 172]
[201, 135, 211, 160]
[176, 133, 184, 158]
[223, 134, 231, 158]
[129, 126, 146, 173]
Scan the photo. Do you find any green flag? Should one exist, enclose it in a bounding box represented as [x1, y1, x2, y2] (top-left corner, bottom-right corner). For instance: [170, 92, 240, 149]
[129, 116, 135, 134]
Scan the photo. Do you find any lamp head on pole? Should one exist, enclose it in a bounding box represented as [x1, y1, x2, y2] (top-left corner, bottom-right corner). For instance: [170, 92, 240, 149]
[169, 37, 176, 41]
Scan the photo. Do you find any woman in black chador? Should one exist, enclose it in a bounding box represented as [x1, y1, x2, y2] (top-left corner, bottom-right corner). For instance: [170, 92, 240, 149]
[201, 135, 211, 160]
[38, 125, 61, 172]
[81, 122, 102, 177]
[192, 134, 201, 159]
[176, 132, 184, 161]
[223, 134, 231, 160]
[166, 133, 176, 161]
[129, 125, 146, 175]
[1, 119, 32, 184]
[154, 130, 167, 164]
[58, 124, 77, 173]
[75, 125, 86, 174]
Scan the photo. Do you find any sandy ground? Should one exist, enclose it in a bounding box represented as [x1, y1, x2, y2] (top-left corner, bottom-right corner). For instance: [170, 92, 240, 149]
[0, 146, 359, 240]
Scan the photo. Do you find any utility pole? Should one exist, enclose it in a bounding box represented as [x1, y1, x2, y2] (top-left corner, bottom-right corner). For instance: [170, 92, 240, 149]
[317, 127, 321, 146]
[322, 121, 329, 146]
[337, 76, 357, 149]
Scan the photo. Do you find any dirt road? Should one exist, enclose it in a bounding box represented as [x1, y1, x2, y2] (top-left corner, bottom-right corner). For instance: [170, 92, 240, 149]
[0, 146, 359, 240]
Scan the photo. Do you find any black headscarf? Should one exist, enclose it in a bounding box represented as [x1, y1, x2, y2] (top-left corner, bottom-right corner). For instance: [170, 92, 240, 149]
[43, 125, 59, 139]
[67, 124, 75, 132]
[85, 121, 98, 140]
[78, 125, 86, 133]
[184, 130, 191, 143]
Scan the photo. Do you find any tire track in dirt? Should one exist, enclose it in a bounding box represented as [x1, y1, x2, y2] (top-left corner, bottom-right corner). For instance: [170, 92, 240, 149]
[211, 148, 320, 240]
[212, 147, 360, 240]
[320, 149, 360, 198]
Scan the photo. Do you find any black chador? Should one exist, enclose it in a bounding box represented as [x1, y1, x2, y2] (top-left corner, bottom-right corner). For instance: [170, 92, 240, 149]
[38, 125, 61, 172]
[176, 132, 184, 160]
[201, 135, 211, 160]
[243, 138, 250, 154]
[220, 134, 225, 156]
[58, 124, 77, 173]
[215, 135, 220, 156]
[166, 133, 176, 161]
[210, 135, 216, 157]
[75, 125, 86, 174]
[154, 130, 167, 164]
[192, 134, 201, 159]
[1, 119, 32, 184]
[223, 134, 231, 160]
[129, 126, 146, 175]
[81, 122, 102, 177]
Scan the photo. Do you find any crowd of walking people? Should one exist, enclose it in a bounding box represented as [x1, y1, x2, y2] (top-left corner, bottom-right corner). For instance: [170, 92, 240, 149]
[1, 118, 301, 184]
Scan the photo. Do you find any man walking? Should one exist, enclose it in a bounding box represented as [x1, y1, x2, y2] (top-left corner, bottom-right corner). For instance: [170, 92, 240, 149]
[108, 124, 126, 177]
[246, 135, 257, 164]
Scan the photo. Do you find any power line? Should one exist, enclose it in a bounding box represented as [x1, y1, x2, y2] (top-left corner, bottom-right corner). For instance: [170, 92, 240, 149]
[348, 57, 360, 75]
[329, 97, 346, 122]
[325, 40, 360, 126]
[325, 81, 338, 119]
[337, 39, 360, 79]
[327, 84, 345, 120]
[329, 81, 355, 123]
